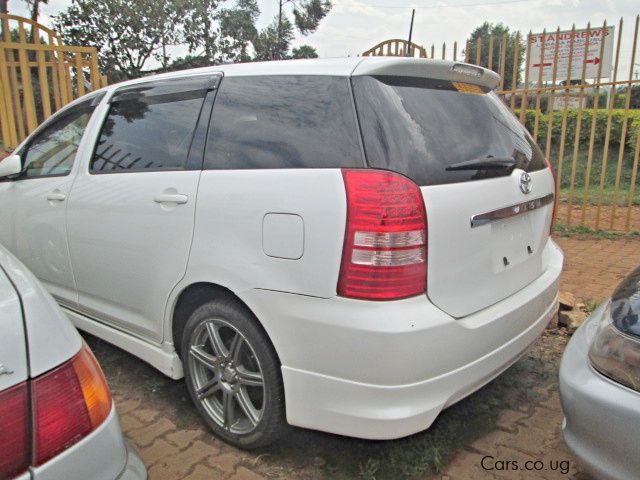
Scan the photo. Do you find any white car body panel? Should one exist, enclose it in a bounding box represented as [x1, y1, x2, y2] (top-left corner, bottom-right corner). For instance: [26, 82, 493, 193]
[0, 176, 77, 304]
[0, 265, 28, 390]
[0, 243, 81, 376]
[240, 240, 562, 439]
[66, 170, 200, 342]
[63, 306, 184, 379]
[185, 169, 346, 299]
[423, 167, 555, 317]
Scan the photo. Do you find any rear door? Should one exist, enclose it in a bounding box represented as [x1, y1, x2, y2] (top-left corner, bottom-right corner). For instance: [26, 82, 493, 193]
[66, 75, 217, 341]
[352, 66, 555, 317]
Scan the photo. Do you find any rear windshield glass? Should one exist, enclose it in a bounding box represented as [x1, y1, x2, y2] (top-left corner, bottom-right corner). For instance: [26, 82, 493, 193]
[352, 75, 546, 186]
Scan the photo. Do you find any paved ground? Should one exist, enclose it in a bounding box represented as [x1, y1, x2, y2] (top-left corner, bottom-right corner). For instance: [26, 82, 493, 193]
[80, 234, 640, 480]
[555, 235, 640, 303]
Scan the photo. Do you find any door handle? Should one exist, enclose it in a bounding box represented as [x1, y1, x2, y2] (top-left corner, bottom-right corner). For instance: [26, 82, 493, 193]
[153, 193, 188, 205]
[46, 192, 67, 202]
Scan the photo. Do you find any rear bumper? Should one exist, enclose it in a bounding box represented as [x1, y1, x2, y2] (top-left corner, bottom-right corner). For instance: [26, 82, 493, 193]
[117, 441, 147, 480]
[245, 239, 563, 439]
[32, 406, 147, 480]
[559, 305, 640, 480]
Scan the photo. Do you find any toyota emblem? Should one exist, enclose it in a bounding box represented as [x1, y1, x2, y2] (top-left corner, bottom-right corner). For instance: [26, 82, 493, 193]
[519, 172, 532, 194]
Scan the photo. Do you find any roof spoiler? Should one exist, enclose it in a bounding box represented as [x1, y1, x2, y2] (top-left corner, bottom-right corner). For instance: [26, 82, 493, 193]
[351, 57, 501, 91]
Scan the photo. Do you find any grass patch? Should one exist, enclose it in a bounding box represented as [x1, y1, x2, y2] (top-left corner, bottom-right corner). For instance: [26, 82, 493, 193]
[549, 143, 639, 206]
[553, 220, 640, 238]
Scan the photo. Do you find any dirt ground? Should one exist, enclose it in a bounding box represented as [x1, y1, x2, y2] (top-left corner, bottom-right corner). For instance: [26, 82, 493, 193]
[79, 234, 640, 480]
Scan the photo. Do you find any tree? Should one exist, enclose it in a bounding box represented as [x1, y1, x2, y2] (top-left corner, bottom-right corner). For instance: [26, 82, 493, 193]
[291, 44, 318, 59]
[466, 22, 524, 88]
[253, 17, 294, 61]
[181, 0, 225, 64]
[24, 0, 48, 23]
[256, 0, 330, 60]
[217, 0, 259, 62]
[53, 0, 329, 79]
[53, 0, 198, 80]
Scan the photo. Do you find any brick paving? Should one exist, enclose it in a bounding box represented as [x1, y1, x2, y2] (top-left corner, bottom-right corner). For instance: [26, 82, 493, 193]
[555, 235, 640, 303]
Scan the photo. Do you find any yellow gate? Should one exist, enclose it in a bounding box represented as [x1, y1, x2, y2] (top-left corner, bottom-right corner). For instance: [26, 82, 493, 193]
[363, 15, 640, 233]
[0, 14, 107, 150]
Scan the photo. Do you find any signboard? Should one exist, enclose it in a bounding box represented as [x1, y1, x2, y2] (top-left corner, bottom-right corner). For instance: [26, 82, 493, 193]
[549, 93, 587, 111]
[527, 26, 615, 82]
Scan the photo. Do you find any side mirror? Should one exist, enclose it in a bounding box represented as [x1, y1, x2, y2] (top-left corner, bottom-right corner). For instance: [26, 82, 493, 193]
[0, 155, 22, 178]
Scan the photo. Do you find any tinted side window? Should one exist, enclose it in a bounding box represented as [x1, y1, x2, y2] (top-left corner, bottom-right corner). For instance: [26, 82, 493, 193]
[204, 75, 362, 169]
[22, 104, 95, 178]
[91, 87, 206, 173]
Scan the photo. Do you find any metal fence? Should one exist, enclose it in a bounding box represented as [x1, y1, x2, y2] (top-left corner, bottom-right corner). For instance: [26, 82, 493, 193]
[363, 17, 640, 233]
[0, 14, 107, 150]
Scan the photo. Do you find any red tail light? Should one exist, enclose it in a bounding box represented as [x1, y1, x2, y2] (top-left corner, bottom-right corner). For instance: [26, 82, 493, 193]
[33, 344, 112, 465]
[338, 169, 427, 300]
[0, 383, 30, 478]
[0, 343, 112, 476]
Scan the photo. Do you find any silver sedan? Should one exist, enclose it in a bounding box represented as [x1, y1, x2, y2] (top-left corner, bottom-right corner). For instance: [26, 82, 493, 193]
[0, 244, 146, 480]
[559, 266, 640, 480]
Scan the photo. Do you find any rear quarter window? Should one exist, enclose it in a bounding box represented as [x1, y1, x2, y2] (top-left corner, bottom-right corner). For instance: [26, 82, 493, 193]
[204, 75, 363, 170]
[352, 75, 546, 186]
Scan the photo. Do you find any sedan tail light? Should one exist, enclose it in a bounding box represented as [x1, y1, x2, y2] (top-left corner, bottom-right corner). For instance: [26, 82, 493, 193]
[338, 169, 428, 300]
[0, 343, 112, 477]
[33, 344, 112, 465]
[0, 383, 30, 478]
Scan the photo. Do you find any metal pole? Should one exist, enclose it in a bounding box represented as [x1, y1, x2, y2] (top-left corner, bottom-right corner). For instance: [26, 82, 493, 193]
[277, 0, 283, 60]
[407, 9, 415, 57]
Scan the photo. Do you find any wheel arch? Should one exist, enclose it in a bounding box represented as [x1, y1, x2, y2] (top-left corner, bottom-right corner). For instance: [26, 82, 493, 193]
[170, 282, 282, 367]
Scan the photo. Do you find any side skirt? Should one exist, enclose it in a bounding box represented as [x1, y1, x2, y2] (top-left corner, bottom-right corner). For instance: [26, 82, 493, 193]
[61, 306, 184, 380]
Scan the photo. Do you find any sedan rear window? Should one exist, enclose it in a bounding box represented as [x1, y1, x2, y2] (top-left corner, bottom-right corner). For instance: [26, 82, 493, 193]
[352, 75, 546, 186]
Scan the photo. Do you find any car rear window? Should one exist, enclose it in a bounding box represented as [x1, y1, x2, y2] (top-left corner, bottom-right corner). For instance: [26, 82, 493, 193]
[204, 75, 363, 170]
[351, 75, 546, 186]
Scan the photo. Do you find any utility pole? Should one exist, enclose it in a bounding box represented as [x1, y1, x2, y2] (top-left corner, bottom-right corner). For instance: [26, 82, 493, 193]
[407, 9, 415, 57]
[276, 0, 283, 60]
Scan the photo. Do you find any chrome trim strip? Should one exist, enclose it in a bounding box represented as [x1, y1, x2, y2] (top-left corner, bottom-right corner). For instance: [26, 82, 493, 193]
[470, 193, 555, 228]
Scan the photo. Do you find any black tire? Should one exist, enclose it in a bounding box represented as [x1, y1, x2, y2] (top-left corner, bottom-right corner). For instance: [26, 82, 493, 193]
[181, 297, 286, 449]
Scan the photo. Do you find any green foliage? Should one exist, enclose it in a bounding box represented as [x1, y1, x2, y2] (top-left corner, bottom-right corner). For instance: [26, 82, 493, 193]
[54, 0, 329, 79]
[466, 22, 524, 88]
[292, 0, 331, 35]
[554, 221, 640, 238]
[53, 0, 199, 79]
[217, 0, 259, 62]
[515, 109, 640, 150]
[256, 0, 331, 60]
[291, 44, 318, 59]
[166, 54, 212, 71]
[614, 85, 640, 109]
[253, 17, 294, 61]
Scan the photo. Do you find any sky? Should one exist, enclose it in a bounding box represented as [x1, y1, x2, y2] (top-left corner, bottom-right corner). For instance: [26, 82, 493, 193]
[7, 0, 640, 77]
